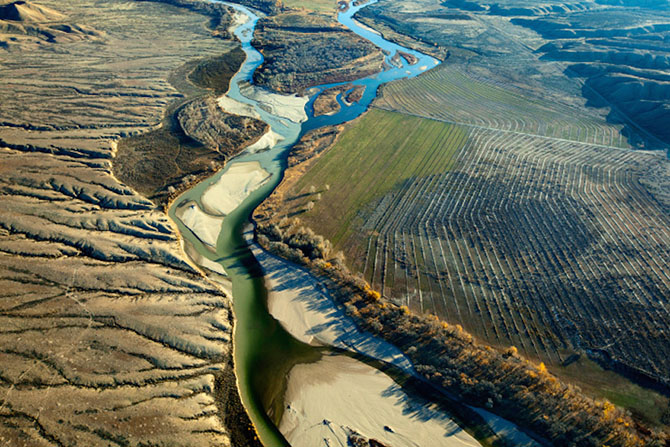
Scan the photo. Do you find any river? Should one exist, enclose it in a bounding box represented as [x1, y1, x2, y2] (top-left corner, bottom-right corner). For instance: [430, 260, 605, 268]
[168, 1, 534, 446]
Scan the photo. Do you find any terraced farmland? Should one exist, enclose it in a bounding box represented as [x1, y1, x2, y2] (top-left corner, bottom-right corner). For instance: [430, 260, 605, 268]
[376, 64, 633, 148]
[286, 108, 670, 392]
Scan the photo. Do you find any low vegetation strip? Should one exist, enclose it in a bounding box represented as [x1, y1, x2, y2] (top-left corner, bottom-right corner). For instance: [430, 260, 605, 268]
[376, 64, 631, 148]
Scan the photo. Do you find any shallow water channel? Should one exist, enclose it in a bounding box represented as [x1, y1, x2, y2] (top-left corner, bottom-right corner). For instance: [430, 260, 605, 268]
[168, 1, 532, 446]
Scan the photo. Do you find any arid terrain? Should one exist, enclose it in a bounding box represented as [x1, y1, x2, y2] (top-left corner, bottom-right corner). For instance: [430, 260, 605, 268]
[3, 0, 670, 445]
[0, 0, 257, 445]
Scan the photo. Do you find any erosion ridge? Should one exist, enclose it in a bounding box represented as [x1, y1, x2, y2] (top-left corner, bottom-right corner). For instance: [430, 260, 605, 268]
[0, 1, 65, 22]
[0, 0, 263, 445]
[511, 13, 670, 147]
[0, 0, 104, 49]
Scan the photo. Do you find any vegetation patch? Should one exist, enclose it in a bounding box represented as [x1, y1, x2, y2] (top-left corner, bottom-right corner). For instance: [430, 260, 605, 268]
[311, 84, 355, 116]
[251, 10, 384, 93]
[189, 50, 246, 94]
[284, 108, 467, 245]
[355, 0, 670, 149]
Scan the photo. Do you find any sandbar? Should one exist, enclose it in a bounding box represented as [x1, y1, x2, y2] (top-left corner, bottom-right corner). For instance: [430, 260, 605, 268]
[248, 235, 414, 375]
[201, 161, 271, 216]
[280, 354, 482, 447]
[175, 200, 223, 248]
[240, 84, 309, 123]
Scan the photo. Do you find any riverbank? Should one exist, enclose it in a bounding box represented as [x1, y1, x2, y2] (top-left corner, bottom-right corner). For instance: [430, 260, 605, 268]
[168, 2, 317, 444]
[114, 45, 270, 207]
[249, 229, 542, 446]
[247, 231, 414, 374]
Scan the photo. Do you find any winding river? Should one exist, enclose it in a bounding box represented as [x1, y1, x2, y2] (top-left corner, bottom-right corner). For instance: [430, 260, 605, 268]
[168, 2, 535, 446]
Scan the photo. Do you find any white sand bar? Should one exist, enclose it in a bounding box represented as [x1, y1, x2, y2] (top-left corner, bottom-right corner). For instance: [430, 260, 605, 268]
[352, 18, 382, 36]
[281, 354, 482, 447]
[230, 10, 250, 30]
[240, 83, 309, 123]
[198, 254, 228, 277]
[201, 161, 271, 217]
[175, 200, 223, 248]
[248, 234, 414, 375]
[218, 95, 260, 119]
[245, 128, 284, 153]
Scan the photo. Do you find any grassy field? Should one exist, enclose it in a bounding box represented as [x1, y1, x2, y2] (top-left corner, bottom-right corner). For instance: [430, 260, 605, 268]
[289, 108, 467, 245]
[276, 107, 670, 429]
[553, 356, 669, 427]
[282, 0, 337, 13]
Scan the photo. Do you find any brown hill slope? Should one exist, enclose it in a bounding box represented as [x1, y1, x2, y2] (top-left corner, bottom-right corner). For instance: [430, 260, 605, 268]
[0, 1, 66, 22]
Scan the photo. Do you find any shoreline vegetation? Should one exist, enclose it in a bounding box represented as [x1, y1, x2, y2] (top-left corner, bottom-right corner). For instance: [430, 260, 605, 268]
[253, 116, 669, 446]
[253, 215, 667, 447]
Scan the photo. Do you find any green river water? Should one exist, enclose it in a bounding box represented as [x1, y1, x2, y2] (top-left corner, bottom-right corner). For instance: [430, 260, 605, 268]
[166, 1, 534, 446]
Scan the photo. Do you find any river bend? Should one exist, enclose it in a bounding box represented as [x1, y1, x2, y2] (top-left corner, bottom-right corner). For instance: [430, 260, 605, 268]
[168, 2, 533, 446]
